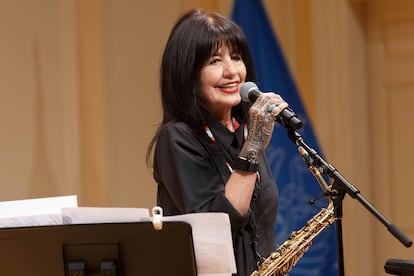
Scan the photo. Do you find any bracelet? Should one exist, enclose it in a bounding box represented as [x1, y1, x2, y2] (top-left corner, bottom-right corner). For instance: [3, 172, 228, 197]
[234, 156, 258, 173]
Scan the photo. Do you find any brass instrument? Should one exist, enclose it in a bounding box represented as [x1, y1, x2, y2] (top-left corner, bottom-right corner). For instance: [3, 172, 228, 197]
[250, 147, 336, 276]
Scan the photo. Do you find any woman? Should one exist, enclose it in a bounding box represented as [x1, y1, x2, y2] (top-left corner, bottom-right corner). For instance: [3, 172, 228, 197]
[147, 9, 288, 276]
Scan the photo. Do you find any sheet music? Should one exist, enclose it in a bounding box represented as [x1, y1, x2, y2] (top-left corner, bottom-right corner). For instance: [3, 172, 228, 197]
[164, 212, 237, 276]
[61, 207, 150, 224]
[0, 213, 63, 228]
[0, 195, 77, 227]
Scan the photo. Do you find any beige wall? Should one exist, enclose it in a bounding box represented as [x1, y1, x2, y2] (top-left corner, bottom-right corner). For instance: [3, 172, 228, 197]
[0, 0, 413, 275]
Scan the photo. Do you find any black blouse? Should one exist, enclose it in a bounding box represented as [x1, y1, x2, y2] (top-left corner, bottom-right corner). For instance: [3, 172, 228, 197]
[153, 118, 279, 276]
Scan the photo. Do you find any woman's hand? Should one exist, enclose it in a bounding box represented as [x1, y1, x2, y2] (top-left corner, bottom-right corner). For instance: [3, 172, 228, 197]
[240, 93, 288, 163]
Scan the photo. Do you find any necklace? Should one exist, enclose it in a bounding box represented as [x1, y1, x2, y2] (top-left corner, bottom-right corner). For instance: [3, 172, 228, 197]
[204, 118, 248, 170]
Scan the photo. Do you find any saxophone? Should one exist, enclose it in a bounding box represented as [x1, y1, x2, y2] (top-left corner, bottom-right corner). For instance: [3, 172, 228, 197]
[251, 147, 336, 276]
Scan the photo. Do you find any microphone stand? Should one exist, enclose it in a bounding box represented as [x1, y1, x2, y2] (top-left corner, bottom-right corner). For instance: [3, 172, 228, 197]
[287, 130, 412, 276]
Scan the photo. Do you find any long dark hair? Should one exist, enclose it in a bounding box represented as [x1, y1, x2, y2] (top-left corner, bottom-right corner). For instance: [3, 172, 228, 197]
[146, 8, 255, 166]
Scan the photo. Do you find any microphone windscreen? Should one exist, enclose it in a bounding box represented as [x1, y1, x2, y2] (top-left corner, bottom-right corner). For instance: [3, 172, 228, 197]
[240, 82, 258, 102]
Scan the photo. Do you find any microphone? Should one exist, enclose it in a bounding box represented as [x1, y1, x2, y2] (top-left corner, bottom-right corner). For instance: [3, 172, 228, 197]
[240, 82, 303, 130]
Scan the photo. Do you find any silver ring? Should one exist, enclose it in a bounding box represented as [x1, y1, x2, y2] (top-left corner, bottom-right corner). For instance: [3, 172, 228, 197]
[268, 104, 276, 113]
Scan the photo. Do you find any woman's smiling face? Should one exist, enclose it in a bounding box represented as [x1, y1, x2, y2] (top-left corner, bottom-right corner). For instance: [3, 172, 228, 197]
[200, 45, 247, 118]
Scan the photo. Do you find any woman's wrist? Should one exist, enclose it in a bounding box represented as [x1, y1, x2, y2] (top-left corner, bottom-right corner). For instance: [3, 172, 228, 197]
[234, 156, 259, 173]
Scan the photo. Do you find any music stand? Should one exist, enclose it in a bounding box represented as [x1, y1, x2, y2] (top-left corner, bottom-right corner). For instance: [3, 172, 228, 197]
[0, 221, 197, 275]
